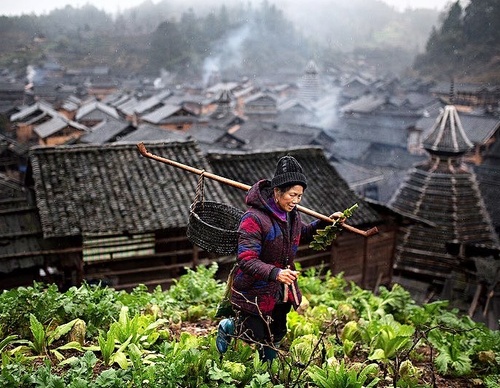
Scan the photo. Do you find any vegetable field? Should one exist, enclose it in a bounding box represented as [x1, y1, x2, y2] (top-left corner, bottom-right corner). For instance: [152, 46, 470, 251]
[1, 263, 499, 387]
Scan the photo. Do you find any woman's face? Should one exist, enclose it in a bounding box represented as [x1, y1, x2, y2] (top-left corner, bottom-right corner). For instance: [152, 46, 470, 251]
[274, 185, 304, 212]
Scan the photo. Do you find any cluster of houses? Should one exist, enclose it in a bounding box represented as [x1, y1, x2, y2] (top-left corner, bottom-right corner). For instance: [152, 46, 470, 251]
[1, 61, 499, 328]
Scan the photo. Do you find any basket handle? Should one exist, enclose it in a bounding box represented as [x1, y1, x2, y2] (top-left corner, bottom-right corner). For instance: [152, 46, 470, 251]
[192, 170, 206, 209]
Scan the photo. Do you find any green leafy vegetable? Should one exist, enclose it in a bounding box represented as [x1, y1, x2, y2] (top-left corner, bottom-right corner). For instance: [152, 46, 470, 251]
[310, 204, 359, 251]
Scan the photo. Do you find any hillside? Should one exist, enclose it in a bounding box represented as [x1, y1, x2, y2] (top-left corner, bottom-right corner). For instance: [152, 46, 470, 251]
[412, 0, 500, 83]
[0, 1, 439, 83]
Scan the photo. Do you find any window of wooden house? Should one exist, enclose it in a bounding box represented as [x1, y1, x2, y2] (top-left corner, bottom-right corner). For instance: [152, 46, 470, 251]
[83, 233, 155, 262]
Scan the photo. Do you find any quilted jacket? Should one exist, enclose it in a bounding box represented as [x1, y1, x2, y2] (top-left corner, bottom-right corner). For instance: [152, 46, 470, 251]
[230, 179, 327, 316]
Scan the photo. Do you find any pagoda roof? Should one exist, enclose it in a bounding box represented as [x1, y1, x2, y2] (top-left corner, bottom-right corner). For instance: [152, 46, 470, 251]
[422, 105, 473, 154]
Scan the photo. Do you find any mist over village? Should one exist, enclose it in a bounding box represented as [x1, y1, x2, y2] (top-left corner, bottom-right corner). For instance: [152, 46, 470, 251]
[0, 0, 499, 386]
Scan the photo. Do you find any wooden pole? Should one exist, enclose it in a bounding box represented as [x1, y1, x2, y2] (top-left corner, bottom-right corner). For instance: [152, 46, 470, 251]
[137, 142, 378, 237]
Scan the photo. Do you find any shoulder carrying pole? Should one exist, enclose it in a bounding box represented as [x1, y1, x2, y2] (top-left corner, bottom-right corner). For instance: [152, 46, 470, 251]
[137, 142, 378, 237]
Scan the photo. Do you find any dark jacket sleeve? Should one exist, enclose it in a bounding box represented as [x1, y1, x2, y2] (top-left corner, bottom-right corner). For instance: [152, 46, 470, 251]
[299, 218, 327, 244]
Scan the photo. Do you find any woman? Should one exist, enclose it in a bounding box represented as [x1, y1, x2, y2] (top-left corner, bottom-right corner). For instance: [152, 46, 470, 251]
[216, 155, 343, 362]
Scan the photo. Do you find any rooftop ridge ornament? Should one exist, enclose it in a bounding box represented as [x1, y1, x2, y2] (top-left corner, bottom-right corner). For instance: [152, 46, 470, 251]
[449, 77, 455, 105]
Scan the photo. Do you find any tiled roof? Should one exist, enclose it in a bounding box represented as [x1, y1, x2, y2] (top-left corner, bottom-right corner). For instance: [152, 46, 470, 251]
[141, 104, 183, 124]
[206, 146, 382, 226]
[103, 93, 133, 107]
[244, 92, 277, 105]
[116, 96, 139, 115]
[231, 122, 317, 151]
[34, 116, 88, 139]
[332, 113, 414, 148]
[0, 174, 45, 271]
[117, 124, 188, 143]
[206, 82, 239, 95]
[332, 160, 384, 188]
[422, 105, 474, 154]
[132, 90, 172, 115]
[75, 101, 120, 121]
[327, 138, 372, 161]
[278, 98, 312, 113]
[208, 111, 242, 129]
[360, 143, 426, 169]
[10, 101, 58, 122]
[79, 119, 134, 144]
[61, 100, 79, 112]
[29, 141, 229, 238]
[187, 125, 226, 146]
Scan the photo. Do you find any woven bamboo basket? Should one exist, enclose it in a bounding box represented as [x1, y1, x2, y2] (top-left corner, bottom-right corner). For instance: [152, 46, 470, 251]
[187, 175, 244, 255]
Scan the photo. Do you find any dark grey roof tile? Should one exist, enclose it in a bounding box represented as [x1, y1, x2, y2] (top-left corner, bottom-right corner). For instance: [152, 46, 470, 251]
[29, 141, 228, 238]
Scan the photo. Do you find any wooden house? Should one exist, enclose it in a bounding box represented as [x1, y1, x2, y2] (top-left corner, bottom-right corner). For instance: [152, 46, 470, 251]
[59, 95, 83, 120]
[33, 116, 89, 146]
[118, 90, 172, 125]
[0, 173, 78, 289]
[0, 81, 26, 106]
[277, 98, 315, 126]
[243, 92, 278, 122]
[129, 90, 172, 115]
[140, 104, 198, 132]
[10, 101, 59, 144]
[441, 241, 500, 329]
[9, 141, 228, 291]
[75, 100, 121, 128]
[86, 80, 120, 101]
[0, 134, 29, 181]
[339, 75, 372, 103]
[430, 82, 500, 109]
[204, 89, 244, 132]
[325, 100, 428, 204]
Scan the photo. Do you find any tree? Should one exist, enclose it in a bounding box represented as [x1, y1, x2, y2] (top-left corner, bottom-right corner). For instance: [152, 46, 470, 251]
[413, 0, 500, 81]
[463, 0, 500, 45]
[149, 19, 189, 71]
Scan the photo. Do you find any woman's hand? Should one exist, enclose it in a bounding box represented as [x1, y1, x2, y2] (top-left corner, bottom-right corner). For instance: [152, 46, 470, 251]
[277, 268, 299, 285]
[330, 211, 346, 222]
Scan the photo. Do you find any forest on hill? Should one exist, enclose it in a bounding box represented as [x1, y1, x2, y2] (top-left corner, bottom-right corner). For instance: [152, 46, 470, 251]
[413, 0, 500, 83]
[0, 0, 498, 84]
